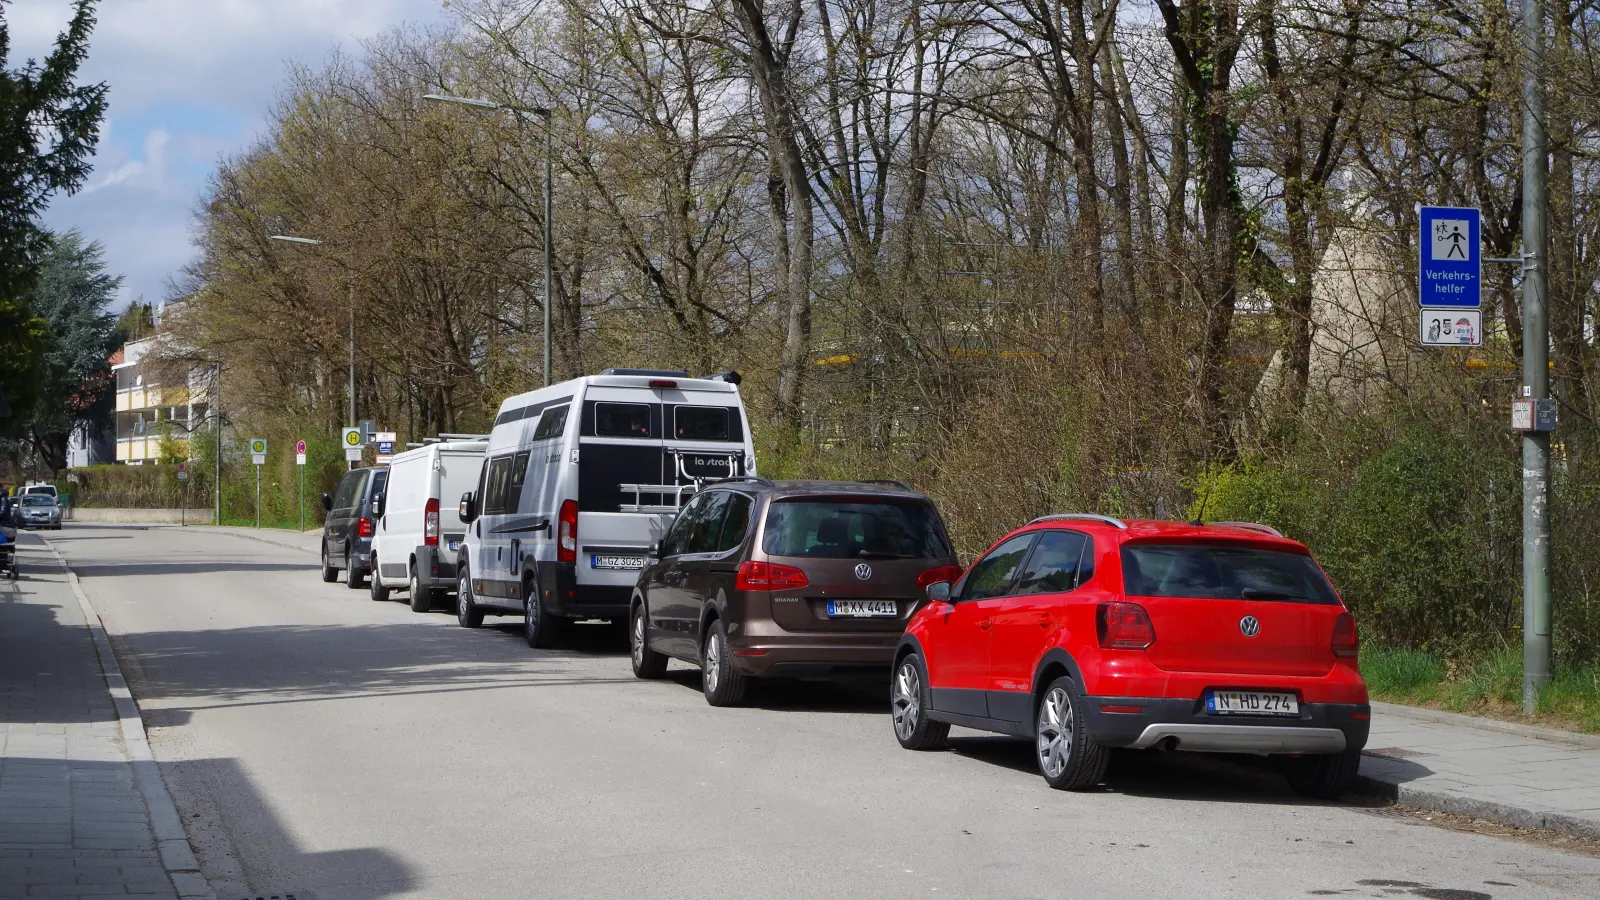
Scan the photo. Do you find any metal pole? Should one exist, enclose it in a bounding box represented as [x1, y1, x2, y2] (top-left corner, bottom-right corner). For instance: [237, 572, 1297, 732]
[349, 282, 359, 471]
[349, 279, 358, 438]
[543, 120, 554, 388]
[254, 464, 261, 529]
[299, 463, 305, 533]
[214, 364, 222, 527]
[1521, 0, 1552, 714]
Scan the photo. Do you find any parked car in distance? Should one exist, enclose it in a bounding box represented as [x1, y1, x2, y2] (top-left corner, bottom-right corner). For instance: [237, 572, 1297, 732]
[891, 515, 1369, 799]
[370, 437, 487, 611]
[18, 493, 61, 530]
[456, 369, 757, 649]
[631, 478, 961, 706]
[320, 466, 389, 589]
[20, 484, 58, 500]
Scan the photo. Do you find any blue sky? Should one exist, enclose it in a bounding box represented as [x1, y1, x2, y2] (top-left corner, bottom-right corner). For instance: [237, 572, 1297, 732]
[11, 0, 454, 309]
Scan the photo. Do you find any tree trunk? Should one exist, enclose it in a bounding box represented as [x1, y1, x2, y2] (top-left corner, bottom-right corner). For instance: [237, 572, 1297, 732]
[732, 0, 815, 439]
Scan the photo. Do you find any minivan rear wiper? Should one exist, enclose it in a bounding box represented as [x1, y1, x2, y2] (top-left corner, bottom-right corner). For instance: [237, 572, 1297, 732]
[1239, 588, 1311, 601]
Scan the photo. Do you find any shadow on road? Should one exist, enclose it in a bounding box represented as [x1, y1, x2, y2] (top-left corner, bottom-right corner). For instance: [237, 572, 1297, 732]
[656, 667, 889, 714]
[109, 616, 641, 715]
[944, 734, 1362, 806]
[162, 753, 416, 899]
[70, 560, 314, 578]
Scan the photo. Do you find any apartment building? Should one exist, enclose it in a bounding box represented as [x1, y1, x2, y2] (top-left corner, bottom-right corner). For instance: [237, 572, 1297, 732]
[112, 329, 212, 465]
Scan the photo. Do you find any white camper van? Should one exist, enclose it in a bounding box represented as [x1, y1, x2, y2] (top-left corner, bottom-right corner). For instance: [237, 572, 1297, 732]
[369, 437, 488, 612]
[455, 369, 756, 648]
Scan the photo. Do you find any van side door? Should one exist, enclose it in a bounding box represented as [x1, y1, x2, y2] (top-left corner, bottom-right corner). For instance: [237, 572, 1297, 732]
[329, 471, 366, 561]
[477, 454, 515, 607]
[646, 491, 716, 659]
[689, 491, 754, 638]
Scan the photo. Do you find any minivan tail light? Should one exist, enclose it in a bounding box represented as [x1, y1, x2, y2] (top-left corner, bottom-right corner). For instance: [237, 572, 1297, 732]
[557, 499, 578, 563]
[1332, 612, 1359, 659]
[916, 565, 964, 589]
[1097, 601, 1154, 649]
[423, 498, 440, 546]
[735, 560, 809, 591]
[357, 516, 374, 538]
[648, 379, 678, 389]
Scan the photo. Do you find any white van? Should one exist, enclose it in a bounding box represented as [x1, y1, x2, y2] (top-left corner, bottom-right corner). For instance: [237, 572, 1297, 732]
[455, 369, 755, 648]
[369, 437, 488, 612]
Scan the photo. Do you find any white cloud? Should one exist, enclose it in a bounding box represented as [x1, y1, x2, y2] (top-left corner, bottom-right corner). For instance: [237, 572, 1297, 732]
[12, 0, 454, 307]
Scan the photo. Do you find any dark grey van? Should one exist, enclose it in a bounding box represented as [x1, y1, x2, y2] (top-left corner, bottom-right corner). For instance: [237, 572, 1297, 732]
[321, 467, 389, 589]
[631, 479, 960, 706]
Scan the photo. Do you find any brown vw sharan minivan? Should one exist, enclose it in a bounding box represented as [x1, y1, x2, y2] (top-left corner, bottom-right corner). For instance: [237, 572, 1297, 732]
[630, 478, 961, 706]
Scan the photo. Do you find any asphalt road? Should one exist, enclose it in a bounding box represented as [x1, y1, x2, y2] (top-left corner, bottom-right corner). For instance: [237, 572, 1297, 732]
[50, 524, 1600, 900]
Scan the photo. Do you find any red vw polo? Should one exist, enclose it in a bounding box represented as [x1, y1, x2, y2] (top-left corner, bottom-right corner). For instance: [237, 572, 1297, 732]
[890, 514, 1369, 797]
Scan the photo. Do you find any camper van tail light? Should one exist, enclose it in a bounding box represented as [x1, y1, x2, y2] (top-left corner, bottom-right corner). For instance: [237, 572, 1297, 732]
[557, 499, 578, 563]
[423, 498, 440, 546]
[648, 379, 678, 389]
[357, 516, 374, 538]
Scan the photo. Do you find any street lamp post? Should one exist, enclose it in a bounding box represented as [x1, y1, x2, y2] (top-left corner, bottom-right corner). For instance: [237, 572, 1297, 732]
[424, 92, 555, 387]
[269, 234, 359, 468]
[214, 363, 222, 526]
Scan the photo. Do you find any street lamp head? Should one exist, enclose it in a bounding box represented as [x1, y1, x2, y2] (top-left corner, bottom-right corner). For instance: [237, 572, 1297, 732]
[269, 235, 323, 245]
[424, 92, 550, 119]
[424, 92, 502, 111]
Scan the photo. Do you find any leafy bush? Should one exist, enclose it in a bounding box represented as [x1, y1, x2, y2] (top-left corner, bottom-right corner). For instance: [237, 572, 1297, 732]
[1192, 408, 1600, 667]
[59, 463, 208, 509]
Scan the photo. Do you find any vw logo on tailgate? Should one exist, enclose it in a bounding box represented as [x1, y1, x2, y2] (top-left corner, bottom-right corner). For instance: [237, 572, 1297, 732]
[854, 563, 872, 580]
[1239, 615, 1261, 637]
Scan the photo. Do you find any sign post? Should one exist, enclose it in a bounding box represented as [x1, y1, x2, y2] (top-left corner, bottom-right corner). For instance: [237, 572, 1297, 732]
[342, 426, 363, 468]
[177, 462, 188, 527]
[249, 438, 267, 528]
[1417, 206, 1483, 347]
[295, 440, 307, 532]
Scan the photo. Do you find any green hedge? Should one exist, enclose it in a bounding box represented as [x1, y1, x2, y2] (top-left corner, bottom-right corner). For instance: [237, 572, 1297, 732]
[1192, 414, 1600, 667]
[61, 428, 356, 530]
[60, 464, 209, 509]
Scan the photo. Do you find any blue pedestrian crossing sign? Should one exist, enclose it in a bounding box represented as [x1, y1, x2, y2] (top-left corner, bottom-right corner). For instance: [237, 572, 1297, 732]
[1418, 206, 1481, 308]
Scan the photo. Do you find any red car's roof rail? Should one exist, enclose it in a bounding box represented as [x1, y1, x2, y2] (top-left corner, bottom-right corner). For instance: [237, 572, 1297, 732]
[1210, 521, 1285, 538]
[1029, 513, 1128, 530]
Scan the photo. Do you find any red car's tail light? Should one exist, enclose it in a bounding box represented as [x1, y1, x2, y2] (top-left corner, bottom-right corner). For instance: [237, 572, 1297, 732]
[735, 560, 809, 591]
[557, 499, 578, 563]
[423, 498, 440, 546]
[1097, 601, 1154, 649]
[1332, 612, 1359, 659]
[357, 516, 374, 538]
[916, 565, 963, 588]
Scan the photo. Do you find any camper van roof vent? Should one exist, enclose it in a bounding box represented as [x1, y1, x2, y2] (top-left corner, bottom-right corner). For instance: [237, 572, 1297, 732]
[601, 368, 690, 377]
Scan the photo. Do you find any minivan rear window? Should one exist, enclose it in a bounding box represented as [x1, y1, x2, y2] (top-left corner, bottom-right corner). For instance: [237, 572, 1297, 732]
[675, 406, 730, 440]
[763, 499, 950, 560]
[595, 403, 651, 438]
[1120, 543, 1339, 605]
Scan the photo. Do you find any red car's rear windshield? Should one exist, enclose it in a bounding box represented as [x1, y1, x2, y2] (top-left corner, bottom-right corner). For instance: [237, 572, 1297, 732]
[763, 498, 950, 560]
[1120, 543, 1340, 605]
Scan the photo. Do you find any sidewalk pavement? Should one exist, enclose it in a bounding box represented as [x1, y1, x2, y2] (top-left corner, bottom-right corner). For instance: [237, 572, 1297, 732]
[0, 535, 208, 899]
[1358, 701, 1600, 839]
